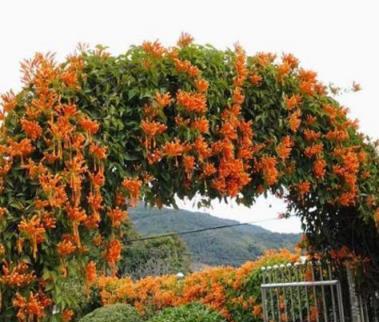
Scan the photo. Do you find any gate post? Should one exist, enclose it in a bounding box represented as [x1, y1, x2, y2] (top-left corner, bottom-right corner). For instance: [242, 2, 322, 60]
[347, 267, 363, 322]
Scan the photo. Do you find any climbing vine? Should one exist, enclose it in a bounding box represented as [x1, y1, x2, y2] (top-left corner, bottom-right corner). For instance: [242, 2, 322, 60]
[0, 34, 378, 320]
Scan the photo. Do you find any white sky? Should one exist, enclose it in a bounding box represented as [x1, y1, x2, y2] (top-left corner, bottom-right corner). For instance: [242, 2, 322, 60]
[1, 0, 378, 233]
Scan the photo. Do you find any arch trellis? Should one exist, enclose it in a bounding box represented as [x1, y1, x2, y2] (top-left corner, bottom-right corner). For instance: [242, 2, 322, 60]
[0, 34, 378, 320]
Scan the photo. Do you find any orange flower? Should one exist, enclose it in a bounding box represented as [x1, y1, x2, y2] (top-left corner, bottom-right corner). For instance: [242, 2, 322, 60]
[203, 162, 217, 177]
[0, 207, 7, 219]
[142, 40, 166, 58]
[18, 216, 46, 259]
[276, 136, 293, 160]
[195, 79, 209, 93]
[305, 115, 317, 126]
[288, 110, 301, 132]
[162, 139, 186, 157]
[141, 120, 167, 137]
[155, 92, 172, 108]
[260, 156, 279, 186]
[303, 129, 321, 142]
[122, 177, 142, 206]
[79, 117, 99, 135]
[277, 62, 291, 80]
[297, 181, 311, 199]
[183, 155, 195, 177]
[57, 239, 76, 257]
[173, 59, 199, 78]
[89, 143, 107, 159]
[176, 90, 207, 114]
[8, 138, 34, 159]
[177, 32, 194, 47]
[1, 261, 35, 287]
[12, 292, 47, 321]
[282, 53, 299, 69]
[325, 129, 349, 142]
[106, 239, 122, 267]
[108, 208, 127, 228]
[285, 95, 301, 110]
[249, 74, 262, 86]
[1, 90, 17, 112]
[304, 143, 323, 158]
[86, 261, 97, 284]
[313, 158, 326, 179]
[62, 309, 74, 322]
[192, 118, 209, 134]
[255, 52, 276, 67]
[20, 119, 42, 140]
[193, 136, 211, 160]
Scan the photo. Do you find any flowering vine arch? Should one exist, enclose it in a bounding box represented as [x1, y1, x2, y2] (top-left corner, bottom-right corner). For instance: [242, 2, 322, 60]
[0, 35, 378, 320]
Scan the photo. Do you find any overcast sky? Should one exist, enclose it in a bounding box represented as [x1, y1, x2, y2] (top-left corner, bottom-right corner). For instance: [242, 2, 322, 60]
[1, 0, 378, 233]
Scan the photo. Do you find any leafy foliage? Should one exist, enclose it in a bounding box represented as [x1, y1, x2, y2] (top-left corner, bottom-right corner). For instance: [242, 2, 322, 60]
[121, 233, 191, 279]
[0, 34, 379, 320]
[79, 304, 142, 322]
[146, 304, 227, 322]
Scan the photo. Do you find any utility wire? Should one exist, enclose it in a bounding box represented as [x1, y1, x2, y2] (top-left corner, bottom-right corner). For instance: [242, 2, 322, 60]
[126, 214, 296, 243]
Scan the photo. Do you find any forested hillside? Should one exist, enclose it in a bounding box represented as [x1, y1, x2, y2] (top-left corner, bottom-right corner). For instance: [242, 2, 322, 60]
[129, 205, 300, 267]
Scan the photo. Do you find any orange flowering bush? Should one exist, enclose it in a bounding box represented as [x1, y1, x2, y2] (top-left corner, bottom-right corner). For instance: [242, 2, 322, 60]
[1, 34, 379, 319]
[94, 249, 299, 322]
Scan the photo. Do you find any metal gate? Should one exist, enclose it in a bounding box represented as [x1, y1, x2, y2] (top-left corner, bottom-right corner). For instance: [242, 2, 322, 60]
[260, 261, 346, 322]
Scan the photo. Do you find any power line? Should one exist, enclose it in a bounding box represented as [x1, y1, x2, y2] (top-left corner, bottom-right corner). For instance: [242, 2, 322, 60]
[126, 215, 296, 243]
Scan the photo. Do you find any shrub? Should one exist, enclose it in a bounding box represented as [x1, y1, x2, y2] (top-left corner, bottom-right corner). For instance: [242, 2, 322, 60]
[147, 304, 227, 322]
[79, 304, 142, 322]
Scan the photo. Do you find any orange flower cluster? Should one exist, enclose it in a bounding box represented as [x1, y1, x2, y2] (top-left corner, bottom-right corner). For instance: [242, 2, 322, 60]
[108, 207, 127, 228]
[288, 110, 301, 133]
[106, 239, 122, 271]
[95, 249, 299, 321]
[259, 156, 279, 186]
[12, 291, 52, 322]
[304, 143, 324, 158]
[122, 178, 142, 207]
[0, 261, 35, 288]
[313, 158, 327, 179]
[20, 119, 42, 141]
[86, 261, 97, 284]
[276, 136, 293, 160]
[285, 94, 302, 110]
[176, 90, 207, 114]
[0, 52, 119, 318]
[210, 45, 253, 196]
[18, 216, 46, 259]
[142, 40, 166, 58]
[333, 150, 360, 206]
[297, 181, 311, 200]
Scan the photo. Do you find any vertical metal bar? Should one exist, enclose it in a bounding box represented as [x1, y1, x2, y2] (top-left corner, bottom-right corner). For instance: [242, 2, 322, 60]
[280, 264, 289, 321]
[310, 262, 320, 322]
[304, 264, 311, 322]
[328, 264, 338, 322]
[358, 295, 365, 322]
[318, 261, 328, 322]
[267, 267, 276, 322]
[261, 268, 269, 322]
[336, 281, 345, 322]
[273, 266, 282, 320]
[261, 287, 269, 322]
[295, 263, 304, 322]
[365, 297, 370, 321]
[287, 263, 296, 322]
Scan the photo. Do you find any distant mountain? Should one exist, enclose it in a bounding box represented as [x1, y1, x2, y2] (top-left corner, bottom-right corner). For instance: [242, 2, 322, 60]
[129, 205, 300, 267]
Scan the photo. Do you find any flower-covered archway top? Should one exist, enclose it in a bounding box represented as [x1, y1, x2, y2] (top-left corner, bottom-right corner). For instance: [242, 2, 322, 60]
[0, 34, 378, 320]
